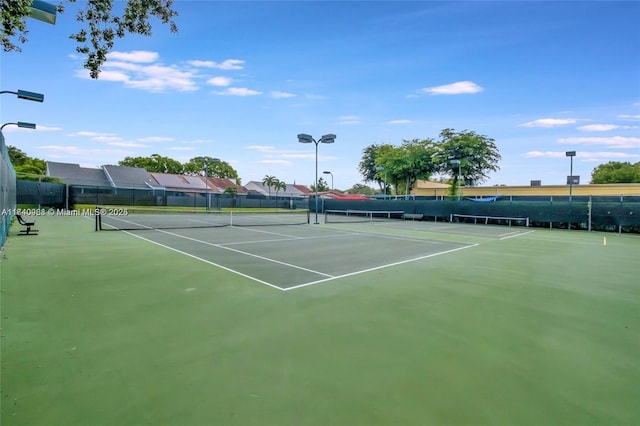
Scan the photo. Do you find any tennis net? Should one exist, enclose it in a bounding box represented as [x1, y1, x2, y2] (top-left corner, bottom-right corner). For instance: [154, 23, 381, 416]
[96, 207, 310, 230]
[324, 209, 405, 224]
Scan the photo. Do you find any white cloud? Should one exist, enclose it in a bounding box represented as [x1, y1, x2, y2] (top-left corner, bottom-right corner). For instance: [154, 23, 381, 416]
[270, 91, 296, 99]
[137, 136, 174, 143]
[519, 118, 581, 128]
[388, 119, 412, 124]
[187, 59, 245, 70]
[420, 81, 484, 95]
[32, 125, 63, 132]
[169, 147, 194, 151]
[120, 64, 198, 92]
[577, 124, 619, 132]
[339, 115, 361, 125]
[207, 76, 232, 87]
[93, 136, 124, 143]
[108, 51, 159, 63]
[617, 114, 640, 121]
[558, 136, 640, 149]
[523, 151, 568, 158]
[68, 131, 113, 138]
[214, 87, 262, 96]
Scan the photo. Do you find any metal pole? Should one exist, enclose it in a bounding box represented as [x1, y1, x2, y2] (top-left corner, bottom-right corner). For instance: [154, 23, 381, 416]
[569, 155, 573, 202]
[314, 141, 319, 224]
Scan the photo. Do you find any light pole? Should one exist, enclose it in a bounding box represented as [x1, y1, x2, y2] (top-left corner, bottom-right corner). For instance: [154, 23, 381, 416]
[298, 133, 336, 224]
[322, 171, 333, 191]
[565, 151, 576, 202]
[450, 159, 461, 198]
[199, 157, 220, 210]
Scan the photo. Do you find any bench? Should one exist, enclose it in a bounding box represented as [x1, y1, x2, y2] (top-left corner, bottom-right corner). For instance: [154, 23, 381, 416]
[403, 213, 423, 221]
[16, 215, 38, 236]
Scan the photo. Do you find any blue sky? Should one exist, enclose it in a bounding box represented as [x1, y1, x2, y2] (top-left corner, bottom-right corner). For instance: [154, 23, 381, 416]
[2, 1, 639, 190]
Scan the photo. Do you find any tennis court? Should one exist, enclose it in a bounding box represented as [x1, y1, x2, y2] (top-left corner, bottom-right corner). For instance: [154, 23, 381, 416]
[95, 207, 494, 291]
[1, 213, 638, 425]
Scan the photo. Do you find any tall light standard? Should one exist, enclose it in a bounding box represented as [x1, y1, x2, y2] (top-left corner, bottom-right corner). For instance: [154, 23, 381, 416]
[376, 166, 387, 200]
[565, 151, 576, 202]
[449, 159, 461, 198]
[298, 133, 336, 224]
[322, 171, 333, 191]
[199, 157, 220, 210]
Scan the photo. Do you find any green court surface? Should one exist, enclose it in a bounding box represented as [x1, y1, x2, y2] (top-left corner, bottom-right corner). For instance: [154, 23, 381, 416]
[1, 215, 638, 425]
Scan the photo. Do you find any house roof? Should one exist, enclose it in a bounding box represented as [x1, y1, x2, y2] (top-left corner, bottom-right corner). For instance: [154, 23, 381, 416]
[46, 161, 111, 186]
[150, 173, 208, 190]
[207, 177, 248, 193]
[102, 165, 153, 189]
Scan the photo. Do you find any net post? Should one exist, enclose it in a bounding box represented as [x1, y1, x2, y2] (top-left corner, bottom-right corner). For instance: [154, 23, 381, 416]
[94, 208, 101, 231]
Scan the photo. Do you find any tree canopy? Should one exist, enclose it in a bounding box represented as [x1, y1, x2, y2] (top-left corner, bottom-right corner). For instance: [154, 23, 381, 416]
[590, 161, 640, 184]
[431, 128, 501, 190]
[2, 0, 179, 78]
[359, 128, 501, 195]
[119, 154, 183, 174]
[8, 145, 57, 181]
[310, 177, 330, 192]
[183, 157, 238, 181]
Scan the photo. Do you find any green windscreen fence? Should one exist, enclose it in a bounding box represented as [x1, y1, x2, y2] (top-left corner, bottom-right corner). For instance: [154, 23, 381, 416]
[320, 196, 640, 233]
[16, 179, 66, 207]
[1, 134, 17, 247]
[68, 185, 308, 210]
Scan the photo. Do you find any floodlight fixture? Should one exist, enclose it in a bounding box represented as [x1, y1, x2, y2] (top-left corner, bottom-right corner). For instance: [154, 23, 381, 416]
[0, 89, 45, 102]
[29, 0, 57, 25]
[319, 134, 336, 144]
[297, 134, 314, 144]
[1, 122, 37, 131]
[298, 133, 337, 223]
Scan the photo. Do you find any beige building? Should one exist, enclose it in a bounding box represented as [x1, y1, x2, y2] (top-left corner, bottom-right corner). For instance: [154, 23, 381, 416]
[412, 181, 640, 197]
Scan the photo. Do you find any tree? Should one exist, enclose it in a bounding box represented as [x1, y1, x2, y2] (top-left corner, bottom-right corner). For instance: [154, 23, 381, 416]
[2, 0, 179, 79]
[375, 139, 437, 195]
[345, 183, 376, 195]
[8, 145, 58, 181]
[432, 128, 501, 193]
[358, 143, 394, 192]
[310, 177, 329, 192]
[274, 179, 287, 198]
[262, 175, 277, 197]
[223, 186, 238, 195]
[183, 157, 238, 180]
[119, 154, 183, 173]
[591, 161, 640, 184]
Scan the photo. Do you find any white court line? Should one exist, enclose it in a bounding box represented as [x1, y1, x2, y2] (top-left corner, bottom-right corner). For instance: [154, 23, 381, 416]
[499, 230, 536, 240]
[156, 229, 334, 278]
[282, 244, 479, 291]
[113, 225, 479, 292]
[121, 230, 285, 291]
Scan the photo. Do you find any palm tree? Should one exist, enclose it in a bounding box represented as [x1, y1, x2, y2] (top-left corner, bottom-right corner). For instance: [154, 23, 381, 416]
[262, 175, 277, 197]
[274, 179, 287, 199]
